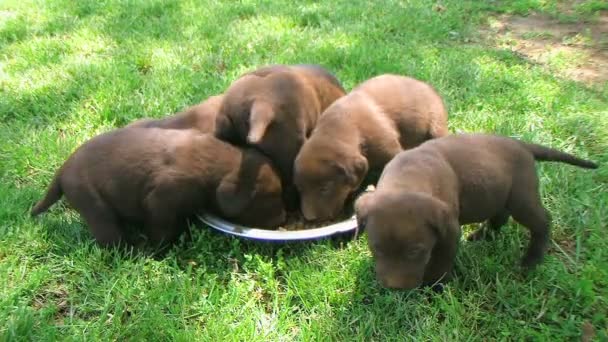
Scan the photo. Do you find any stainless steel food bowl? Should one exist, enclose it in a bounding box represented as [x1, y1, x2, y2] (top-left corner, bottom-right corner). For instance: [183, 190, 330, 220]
[198, 212, 358, 242]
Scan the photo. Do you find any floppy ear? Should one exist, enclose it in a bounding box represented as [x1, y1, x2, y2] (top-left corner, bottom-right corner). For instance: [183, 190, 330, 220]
[429, 199, 461, 245]
[424, 198, 461, 284]
[247, 101, 275, 144]
[354, 192, 375, 236]
[215, 176, 253, 218]
[337, 154, 369, 188]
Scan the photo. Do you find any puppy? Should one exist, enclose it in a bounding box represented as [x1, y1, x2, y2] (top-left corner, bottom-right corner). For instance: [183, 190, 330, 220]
[127, 95, 223, 132]
[355, 133, 598, 290]
[245, 64, 346, 111]
[31, 128, 286, 247]
[294, 74, 448, 221]
[215, 64, 346, 208]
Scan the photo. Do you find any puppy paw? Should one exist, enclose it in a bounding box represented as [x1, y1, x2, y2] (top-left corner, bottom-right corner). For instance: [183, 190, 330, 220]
[520, 253, 544, 270]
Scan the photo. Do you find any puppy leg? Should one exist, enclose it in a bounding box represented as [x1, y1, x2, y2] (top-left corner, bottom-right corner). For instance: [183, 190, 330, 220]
[511, 204, 550, 268]
[143, 186, 185, 246]
[283, 184, 300, 212]
[66, 190, 125, 247]
[467, 210, 510, 241]
[507, 177, 551, 269]
[144, 213, 182, 247]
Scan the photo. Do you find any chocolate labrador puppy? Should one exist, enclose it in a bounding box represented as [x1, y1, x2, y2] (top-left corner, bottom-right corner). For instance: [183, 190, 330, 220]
[127, 95, 223, 132]
[245, 64, 346, 111]
[31, 128, 286, 247]
[355, 133, 598, 290]
[215, 64, 346, 208]
[294, 74, 448, 221]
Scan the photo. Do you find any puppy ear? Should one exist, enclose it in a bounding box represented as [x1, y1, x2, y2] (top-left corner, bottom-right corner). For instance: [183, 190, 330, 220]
[247, 101, 275, 144]
[354, 192, 375, 236]
[429, 199, 461, 243]
[424, 198, 461, 284]
[339, 155, 368, 188]
[216, 176, 253, 218]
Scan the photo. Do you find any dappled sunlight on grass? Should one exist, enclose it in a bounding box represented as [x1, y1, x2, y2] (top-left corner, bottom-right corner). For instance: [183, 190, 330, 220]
[0, 0, 607, 340]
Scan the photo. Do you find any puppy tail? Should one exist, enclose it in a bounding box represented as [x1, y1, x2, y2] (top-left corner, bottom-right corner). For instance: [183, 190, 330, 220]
[247, 101, 274, 144]
[523, 143, 599, 169]
[31, 171, 63, 217]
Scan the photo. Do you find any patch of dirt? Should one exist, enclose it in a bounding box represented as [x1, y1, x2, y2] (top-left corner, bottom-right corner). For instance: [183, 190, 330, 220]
[581, 320, 596, 342]
[32, 284, 71, 324]
[479, 12, 608, 85]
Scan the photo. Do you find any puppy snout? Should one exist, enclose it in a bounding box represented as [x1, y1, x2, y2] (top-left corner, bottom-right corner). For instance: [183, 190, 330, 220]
[378, 275, 421, 290]
[266, 209, 287, 227]
[301, 207, 318, 221]
[301, 201, 320, 221]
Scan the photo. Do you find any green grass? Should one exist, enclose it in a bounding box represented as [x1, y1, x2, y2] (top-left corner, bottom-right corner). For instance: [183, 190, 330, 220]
[1, 0, 607, 340]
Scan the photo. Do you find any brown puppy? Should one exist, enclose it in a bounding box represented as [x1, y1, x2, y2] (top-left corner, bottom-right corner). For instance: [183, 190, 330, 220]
[31, 128, 286, 246]
[245, 64, 346, 111]
[215, 64, 346, 208]
[294, 74, 448, 221]
[127, 95, 223, 132]
[354, 133, 598, 290]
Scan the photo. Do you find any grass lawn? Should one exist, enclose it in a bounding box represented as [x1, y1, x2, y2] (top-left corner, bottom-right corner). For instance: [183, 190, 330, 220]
[1, 0, 607, 340]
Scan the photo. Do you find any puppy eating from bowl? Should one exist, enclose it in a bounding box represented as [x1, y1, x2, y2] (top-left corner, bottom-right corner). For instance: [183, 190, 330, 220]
[215, 64, 346, 209]
[354, 133, 598, 290]
[30, 128, 286, 247]
[294, 74, 448, 222]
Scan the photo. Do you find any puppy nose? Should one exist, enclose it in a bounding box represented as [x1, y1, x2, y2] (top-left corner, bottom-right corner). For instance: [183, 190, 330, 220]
[301, 205, 318, 221]
[379, 276, 418, 290]
[302, 212, 317, 221]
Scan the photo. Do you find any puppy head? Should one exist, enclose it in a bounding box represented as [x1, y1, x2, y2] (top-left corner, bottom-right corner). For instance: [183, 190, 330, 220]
[216, 150, 286, 228]
[294, 141, 368, 221]
[355, 191, 460, 290]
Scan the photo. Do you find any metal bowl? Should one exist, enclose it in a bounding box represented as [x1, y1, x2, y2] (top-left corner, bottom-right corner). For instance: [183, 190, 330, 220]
[198, 212, 358, 242]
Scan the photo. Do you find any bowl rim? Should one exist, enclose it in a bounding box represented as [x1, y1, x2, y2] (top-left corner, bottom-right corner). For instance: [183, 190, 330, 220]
[198, 212, 358, 241]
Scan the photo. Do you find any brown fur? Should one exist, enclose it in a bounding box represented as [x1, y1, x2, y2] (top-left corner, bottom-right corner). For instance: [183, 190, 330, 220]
[31, 128, 286, 247]
[355, 133, 598, 290]
[215, 64, 346, 208]
[245, 64, 346, 111]
[294, 74, 448, 221]
[127, 95, 223, 132]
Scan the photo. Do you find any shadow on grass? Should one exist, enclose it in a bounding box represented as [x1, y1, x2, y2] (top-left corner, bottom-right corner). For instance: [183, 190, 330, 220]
[0, 1, 607, 339]
[5, 0, 605, 278]
[1, 63, 108, 123]
[4, 0, 605, 131]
